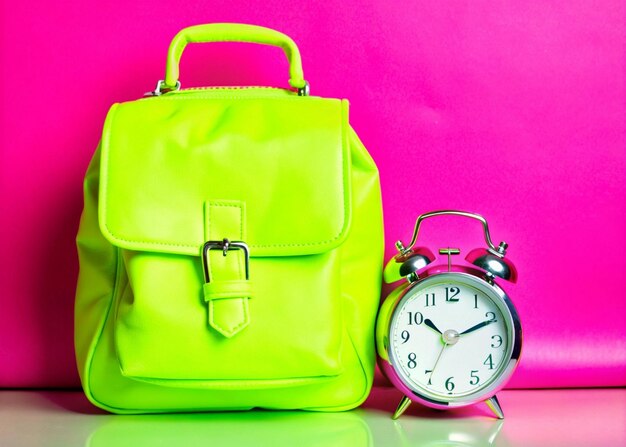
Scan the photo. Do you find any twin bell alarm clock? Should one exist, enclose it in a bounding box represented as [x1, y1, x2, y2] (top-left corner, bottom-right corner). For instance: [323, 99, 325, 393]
[376, 210, 522, 419]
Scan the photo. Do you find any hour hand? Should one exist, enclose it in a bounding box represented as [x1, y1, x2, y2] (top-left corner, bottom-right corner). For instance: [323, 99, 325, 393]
[460, 319, 496, 335]
[424, 318, 443, 335]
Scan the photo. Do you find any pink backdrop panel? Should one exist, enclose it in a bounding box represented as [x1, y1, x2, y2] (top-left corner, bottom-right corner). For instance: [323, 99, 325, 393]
[1, 1, 624, 388]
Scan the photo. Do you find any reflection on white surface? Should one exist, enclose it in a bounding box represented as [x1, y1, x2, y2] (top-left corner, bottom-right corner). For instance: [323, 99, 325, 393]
[395, 418, 503, 447]
[0, 388, 624, 447]
[87, 411, 371, 447]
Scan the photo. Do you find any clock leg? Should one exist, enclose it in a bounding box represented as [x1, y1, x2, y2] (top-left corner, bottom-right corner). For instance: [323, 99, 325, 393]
[392, 395, 412, 419]
[485, 395, 504, 419]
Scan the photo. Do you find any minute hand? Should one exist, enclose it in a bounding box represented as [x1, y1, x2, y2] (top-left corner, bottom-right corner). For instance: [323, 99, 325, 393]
[460, 319, 496, 335]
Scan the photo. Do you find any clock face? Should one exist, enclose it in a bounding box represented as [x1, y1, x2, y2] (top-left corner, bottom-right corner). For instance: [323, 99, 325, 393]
[389, 273, 516, 404]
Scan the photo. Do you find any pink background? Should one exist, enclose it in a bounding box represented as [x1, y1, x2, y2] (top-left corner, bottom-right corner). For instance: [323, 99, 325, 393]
[1, 1, 624, 389]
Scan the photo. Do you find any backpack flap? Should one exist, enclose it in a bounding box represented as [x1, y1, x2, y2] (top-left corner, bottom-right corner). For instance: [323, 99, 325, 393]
[99, 94, 351, 258]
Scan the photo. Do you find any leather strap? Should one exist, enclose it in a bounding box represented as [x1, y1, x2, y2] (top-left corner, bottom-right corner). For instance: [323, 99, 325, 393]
[203, 280, 253, 301]
[203, 201, 250, 338]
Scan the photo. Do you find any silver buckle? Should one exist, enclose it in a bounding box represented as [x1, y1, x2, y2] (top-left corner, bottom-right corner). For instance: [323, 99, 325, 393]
[202, 238, 250, 283]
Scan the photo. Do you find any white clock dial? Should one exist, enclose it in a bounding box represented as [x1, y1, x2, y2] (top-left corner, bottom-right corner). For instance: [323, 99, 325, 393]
[389, 275, 512, 401]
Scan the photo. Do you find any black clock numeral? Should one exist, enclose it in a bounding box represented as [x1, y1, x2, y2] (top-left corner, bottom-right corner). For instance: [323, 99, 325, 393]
[401, 330, 410, 343]
[425, 370, 432, 385]
[470, 370, 480, 385]
[491, 335, 503, 348]
[474, 294, 479, 309]
[485, 311, 497, 323]
[445, 287, 460, 302]
[483, 354, 495, 370]
[445, 376, 455, 393]
[425, 293, 436, 307]
[407, 311, 424, 326]
[407, 353, 417, 369]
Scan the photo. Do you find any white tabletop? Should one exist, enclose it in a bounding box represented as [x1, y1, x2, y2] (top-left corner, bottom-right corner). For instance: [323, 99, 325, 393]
[1, 387, 624, 446]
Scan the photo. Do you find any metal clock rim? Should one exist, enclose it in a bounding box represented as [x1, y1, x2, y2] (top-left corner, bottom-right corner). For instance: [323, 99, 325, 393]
[379, 271, 522, 409]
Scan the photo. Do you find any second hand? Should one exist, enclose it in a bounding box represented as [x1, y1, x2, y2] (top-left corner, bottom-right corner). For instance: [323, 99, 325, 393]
[427, 329, 460, 385]
[428, 341, 448, 385]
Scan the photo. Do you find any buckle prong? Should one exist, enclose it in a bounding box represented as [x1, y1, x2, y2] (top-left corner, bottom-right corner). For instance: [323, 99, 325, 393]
[202, 239, 250, 283]
[221, 238, 230, 256]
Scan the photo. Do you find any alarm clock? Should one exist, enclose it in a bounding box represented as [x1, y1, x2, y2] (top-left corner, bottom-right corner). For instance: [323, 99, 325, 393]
[376, 210, 522, 419]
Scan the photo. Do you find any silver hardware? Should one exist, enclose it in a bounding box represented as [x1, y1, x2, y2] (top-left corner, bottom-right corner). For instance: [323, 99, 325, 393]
[466, 248, 518, 283]
[221, 238, 230, 256]
[146, 80, 181, 97]
[395, 240, 408, 254]
[297, 81, 310, 96]
[396, 210, 517, 282]
[487, 241, 509, 258]
[401, 210, 499, 254]
[485, 395, 504, 419]
[443, 329, 460, 345]
[496, 241, 508, 255]
[439, 247, 460, 272]
[383, 246, 435, 284]
[395, 393, 506, 424]
[392, 395, 412, 420]
[202, 239, 249, 283]
[485, 271, 496, 285]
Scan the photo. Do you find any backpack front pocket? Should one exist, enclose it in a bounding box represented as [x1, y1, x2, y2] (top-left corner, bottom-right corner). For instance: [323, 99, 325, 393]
[114, 249, 344, 385]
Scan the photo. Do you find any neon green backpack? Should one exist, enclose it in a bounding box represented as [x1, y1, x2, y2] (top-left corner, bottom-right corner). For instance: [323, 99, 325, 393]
[75, 23, 384, 413]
